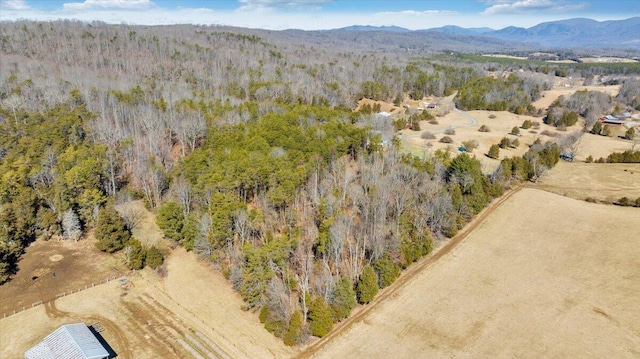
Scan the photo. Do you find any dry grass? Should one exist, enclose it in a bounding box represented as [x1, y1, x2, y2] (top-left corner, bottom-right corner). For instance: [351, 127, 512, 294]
[531, 84, 621, 110]
[401, 109, 564, 172]
[309, 188, 640, 359]
[576, 132, 635, 162]
[0, 248, 294, 359]
[537, 161, 640, 203]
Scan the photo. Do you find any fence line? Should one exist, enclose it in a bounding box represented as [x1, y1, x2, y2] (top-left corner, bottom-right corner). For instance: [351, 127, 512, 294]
[1, 270, 137, 319]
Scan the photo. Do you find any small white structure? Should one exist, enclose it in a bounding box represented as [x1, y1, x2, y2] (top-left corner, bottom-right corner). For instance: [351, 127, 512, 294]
[377, 111, 391, 118]
[25, 323, 109, 359]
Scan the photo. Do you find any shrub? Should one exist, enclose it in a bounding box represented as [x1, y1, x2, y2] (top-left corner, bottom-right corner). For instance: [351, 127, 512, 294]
[521, 119, 532, 129]
[625, 127, 636, 140]
[439, 136, 453, 143]
[511, 139, 520, 148]
[618, 197, 631, 206]
[499, 137, 511, 149]
[532, 121, 541, 129]
[606, 150, 640, 163]
[602, 124, 612, 137]
[462, 140, 479, 152]
[590, 121, 603, 135]
[585, 197, 598, 203]
[585, 155, 594, 163]
[356, 265, 379, 304]
[510, 126, 520, 135]
[421, 131, 436, 140]
[444, 128, 456, 135]
[488, 144, 500, 159]
[478, 125, 491, 132]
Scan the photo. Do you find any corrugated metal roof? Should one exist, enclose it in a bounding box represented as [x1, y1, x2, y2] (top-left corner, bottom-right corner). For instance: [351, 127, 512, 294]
[25, 323, 109, 359]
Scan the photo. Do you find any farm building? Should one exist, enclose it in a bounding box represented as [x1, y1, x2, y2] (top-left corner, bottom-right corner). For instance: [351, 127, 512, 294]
[599, 115, 625, 125]
[24, 323, 109, 359]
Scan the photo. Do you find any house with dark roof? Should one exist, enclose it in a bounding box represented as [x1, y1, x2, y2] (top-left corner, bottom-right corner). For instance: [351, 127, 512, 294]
[25, 323, 109, 359]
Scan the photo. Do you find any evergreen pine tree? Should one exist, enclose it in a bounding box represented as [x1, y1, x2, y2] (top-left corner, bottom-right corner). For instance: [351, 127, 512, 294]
[127, 238, 145, 270]
[95, 205, 130, 253]
[145, 246, 164, 269]
[331, 277, 357, 321]
[156, 202, 184, 240]
[374, 255, 400, 289]
[308, 296, 333, 337]
[487, 145, 500, 159]
[356, 265, 379, 304]
[284, 311, 304, 346]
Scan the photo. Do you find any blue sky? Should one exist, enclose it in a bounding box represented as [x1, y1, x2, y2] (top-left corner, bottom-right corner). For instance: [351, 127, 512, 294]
[1, 0, 638, 30]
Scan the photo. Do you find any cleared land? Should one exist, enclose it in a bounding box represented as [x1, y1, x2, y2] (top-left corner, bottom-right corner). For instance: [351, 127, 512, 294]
[537, 161, 640, 203]
[0, 238, 124, 316]
[580, 57, 638, 63]
[531, 84, 620, 110]
[576, 132, 636, 162]
[305, 188, 640, 359]
[0, 248, 293, 359]
[401, 109, 564, 172]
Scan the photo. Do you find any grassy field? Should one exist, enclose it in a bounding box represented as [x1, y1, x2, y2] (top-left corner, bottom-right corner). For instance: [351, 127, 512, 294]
[306, 188, 640, 359]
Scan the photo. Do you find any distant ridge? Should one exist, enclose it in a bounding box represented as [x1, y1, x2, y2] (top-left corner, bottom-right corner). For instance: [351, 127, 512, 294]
[420, 25, 493, 36]
[337, 25, 410, 33]
[484, 17, 640, 48]
[333, 17, 640, 49]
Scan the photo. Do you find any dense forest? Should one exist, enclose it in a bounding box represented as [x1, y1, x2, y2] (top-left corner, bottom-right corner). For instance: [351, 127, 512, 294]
[1, 21, 638, 345]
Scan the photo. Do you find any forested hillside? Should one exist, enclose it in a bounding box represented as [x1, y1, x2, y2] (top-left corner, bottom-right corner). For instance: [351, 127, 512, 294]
[1, 21, 638, 345]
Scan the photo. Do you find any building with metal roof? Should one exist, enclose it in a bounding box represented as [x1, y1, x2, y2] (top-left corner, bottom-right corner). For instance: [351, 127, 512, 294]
[24, 323, 109, 359]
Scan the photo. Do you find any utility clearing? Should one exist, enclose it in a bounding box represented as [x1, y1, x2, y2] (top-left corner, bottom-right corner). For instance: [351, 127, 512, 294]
[304, 188, 640, 359]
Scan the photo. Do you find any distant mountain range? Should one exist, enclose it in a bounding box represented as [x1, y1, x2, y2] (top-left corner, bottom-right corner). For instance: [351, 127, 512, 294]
[336, 17, 640, 49]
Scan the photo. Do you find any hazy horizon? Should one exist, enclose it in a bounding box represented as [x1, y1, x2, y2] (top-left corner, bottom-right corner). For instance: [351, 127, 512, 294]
[1, 0, 638, 31]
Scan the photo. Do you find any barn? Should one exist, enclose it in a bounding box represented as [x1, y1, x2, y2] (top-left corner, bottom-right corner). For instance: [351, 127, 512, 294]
[24, 323, 109, 359]
[599, 115, 625, 125]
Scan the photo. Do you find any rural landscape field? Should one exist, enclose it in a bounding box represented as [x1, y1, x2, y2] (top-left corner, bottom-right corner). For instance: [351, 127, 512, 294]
[1, 1, 640, 358]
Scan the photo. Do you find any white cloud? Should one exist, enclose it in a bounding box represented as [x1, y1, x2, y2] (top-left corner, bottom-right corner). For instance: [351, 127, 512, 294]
[376, 10, 457, 17]
[0, 0, 30, 10]
[63, 0, 154, 10]
[483, 0, 587, 15]
[237, 0, 332, 11]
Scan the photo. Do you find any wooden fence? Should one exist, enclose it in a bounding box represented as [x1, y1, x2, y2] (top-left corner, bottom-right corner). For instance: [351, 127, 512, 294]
[1, 270, 137, 319]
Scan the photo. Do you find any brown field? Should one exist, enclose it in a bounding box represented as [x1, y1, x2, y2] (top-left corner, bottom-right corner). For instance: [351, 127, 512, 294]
[0, 238, 124, 316]
[576, 132, 635, 162]
[580, 57, 638, 63]
[401, 109, 568, 172]
[304, 188, 640, 359]
[537, 161, 640, 203]
[0, 248, 293, 359]
[531, 84, 620, 110]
